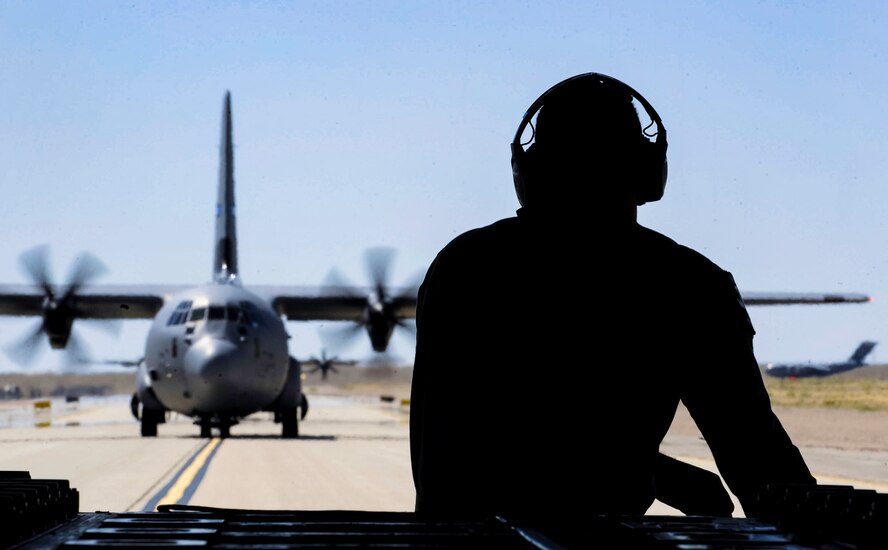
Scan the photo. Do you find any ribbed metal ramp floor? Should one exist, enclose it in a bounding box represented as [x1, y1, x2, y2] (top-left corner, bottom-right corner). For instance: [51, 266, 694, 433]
[10, 474, 888, 549]
[10, 507, 822, 549]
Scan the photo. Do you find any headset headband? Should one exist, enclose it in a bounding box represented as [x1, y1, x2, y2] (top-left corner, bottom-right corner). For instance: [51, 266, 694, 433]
[510, 72, 668, 206]
[511, 72, 666, 151]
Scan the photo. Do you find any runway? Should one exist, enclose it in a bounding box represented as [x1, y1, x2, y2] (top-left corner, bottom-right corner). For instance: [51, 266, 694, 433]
[1, 393, 886, 518]
[650, 403, 888, 515]
[0, 393, 415, 513]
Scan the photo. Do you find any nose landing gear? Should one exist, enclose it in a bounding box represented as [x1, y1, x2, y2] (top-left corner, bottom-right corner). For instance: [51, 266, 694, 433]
[197, 415, 237, 438]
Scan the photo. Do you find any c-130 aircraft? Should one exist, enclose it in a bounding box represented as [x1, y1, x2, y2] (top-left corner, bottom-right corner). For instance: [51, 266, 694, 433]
[0, 92, 416, 439]
[0, 93, 870, 439]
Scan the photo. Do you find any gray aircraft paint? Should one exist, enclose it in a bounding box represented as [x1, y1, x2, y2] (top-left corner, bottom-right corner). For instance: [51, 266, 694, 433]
[765, 341, 878, 378]
[142, 284, 290, 417]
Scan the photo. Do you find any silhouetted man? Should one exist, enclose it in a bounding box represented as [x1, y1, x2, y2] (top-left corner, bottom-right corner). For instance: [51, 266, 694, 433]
[409, 73, 814, 529]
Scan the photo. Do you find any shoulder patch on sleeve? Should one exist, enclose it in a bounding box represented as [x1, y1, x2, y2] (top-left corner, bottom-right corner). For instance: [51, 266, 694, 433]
[725, 271, 755, 336]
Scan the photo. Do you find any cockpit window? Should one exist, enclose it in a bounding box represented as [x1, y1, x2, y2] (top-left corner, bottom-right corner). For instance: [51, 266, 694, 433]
[189, 307, 206, 321]
[167, 300, 193, 326]
[227, 304, 241, 321]
[240, 301, 260, 326]
[208, 306, 226, 320]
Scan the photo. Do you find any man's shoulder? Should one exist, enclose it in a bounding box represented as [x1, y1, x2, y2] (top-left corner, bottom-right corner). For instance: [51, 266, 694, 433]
[420, 217, 521, 298]
[637, 225, 726, 276]
[639, 225, 753, 331]
[439, 217, 521, 256]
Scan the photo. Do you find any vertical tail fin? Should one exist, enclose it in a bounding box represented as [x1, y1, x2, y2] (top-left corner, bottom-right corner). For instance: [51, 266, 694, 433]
[849, 341, 877, 364]
[214, 91, 239, 284]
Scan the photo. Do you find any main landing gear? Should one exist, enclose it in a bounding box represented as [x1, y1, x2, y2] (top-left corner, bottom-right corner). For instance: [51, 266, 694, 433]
[275, 393, 308, 439]
[140, 408, 166, 437]
[279, 407, 299, 439]
[132, 394, 167, 437]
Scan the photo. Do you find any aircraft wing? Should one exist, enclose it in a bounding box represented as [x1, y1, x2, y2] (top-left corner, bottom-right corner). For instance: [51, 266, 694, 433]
[301, 358, 359, 368]
[252, 285, 417, 321]
[259, 287, 866, 317]
[0, 282, 419, 322]
[740, 291, 871, 306]
[0, 285, 865, 320]
[0, 284, 191, 319]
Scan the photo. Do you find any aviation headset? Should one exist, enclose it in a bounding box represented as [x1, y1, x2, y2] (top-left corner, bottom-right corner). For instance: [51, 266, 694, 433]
[510, 72, 668, 207]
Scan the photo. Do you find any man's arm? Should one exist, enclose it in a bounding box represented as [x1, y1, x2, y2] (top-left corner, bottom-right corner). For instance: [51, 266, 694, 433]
[409, 253, 465, 516]
[409, 265, 435, 513]
[680, 271, 815, 517]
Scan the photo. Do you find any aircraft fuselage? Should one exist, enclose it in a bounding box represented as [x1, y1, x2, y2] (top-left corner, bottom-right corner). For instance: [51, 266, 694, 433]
[140, 283, 289, 418]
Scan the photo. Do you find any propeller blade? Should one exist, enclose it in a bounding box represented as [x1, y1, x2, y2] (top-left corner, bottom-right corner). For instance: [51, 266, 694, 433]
[321, 267, 363, 298]
[20, 244, 54, 296]
[319, 247, 416, 354]
[395, 270, 424, 301]
[63, 251, 108, 299]
[62, 332, 92, 368]
[80, 318, 124, 338]
[365, 247, 396, 300]
[5, 321, 46, 366]
[396, 318, 417, 338]
[318, 323, 364, 352]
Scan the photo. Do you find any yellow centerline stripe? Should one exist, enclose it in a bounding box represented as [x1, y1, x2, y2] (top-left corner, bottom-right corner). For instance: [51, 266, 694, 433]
[156, 438, 221, 507]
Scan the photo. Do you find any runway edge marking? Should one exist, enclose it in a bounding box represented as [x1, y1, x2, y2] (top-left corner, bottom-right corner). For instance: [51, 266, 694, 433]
[672, 453, 888, 493]
[142, 438, 222, 511]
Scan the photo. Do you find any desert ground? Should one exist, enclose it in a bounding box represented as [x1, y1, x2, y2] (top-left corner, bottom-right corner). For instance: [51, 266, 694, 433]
[2, 362, 888, 518]
[3, 363, 887, 450]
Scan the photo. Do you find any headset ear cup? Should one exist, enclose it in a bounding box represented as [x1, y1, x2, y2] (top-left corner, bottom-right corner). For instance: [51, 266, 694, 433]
[511, 142, 533, 207]
[636, 140, 668, 205]
[512, 154, 526, 206]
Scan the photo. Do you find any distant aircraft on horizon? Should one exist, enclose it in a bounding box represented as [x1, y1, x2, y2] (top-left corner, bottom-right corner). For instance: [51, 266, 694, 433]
[764, 341, 878, 379]
[300, 348, 358, 381]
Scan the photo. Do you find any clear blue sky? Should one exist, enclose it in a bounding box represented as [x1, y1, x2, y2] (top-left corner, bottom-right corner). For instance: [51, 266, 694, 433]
[1, 1, 887, 372]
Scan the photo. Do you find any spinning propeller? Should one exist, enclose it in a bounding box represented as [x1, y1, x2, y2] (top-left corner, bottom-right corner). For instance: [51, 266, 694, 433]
[320, 247, 419, 353]
[304, 348, 355, 380]
[6, 245, 120, 366]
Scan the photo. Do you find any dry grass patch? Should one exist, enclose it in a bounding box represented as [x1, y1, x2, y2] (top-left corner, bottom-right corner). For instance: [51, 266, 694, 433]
[764, 376, 888, 411]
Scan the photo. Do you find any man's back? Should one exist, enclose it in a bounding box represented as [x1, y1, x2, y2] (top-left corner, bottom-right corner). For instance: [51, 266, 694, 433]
[410, 210, 813, 521]
[410, 72, 814, 525]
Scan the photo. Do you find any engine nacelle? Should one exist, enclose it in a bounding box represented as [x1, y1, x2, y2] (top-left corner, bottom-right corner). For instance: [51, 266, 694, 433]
[42, 301, 76, 349]
[364, 308, 396, 352]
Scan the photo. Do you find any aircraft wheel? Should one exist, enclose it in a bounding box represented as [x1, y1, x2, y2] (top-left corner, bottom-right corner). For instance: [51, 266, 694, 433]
[219, 421, 231, 439]
[141, 417, 157, 437]
[199, 418, 212, 438]
[281, 407, 299, 439]
[130, 393, 141, 421]
[141, 409, 163, 437]
[300, 393, 309, 420]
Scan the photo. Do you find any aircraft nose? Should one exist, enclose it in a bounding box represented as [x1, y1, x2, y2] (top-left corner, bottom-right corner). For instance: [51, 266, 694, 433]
[184, 337, 240, 380]
[182, 336, 282, 415]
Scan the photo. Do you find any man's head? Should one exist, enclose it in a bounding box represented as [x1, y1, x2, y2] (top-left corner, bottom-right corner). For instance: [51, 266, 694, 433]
[511, 73, 667, 212]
